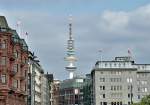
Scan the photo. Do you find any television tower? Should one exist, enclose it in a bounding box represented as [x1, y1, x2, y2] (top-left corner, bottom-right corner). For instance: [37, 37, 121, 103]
[65, 15, 77, 79]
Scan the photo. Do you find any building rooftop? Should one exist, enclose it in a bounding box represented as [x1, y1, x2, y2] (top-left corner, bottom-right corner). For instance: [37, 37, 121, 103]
[60, 77, 84, 89]
[0, 16, 9, 28]
[93, 56, 150, 71]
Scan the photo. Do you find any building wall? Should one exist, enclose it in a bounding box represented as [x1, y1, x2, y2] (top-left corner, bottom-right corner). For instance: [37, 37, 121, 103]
[59, 78, 84, 105]
[92, 57, 150, 105]
[53, 80, 61, 105]
[83, 74, 93, 105]
[0, 16, 28, 105]
[41, 75, 50, 105]
[28, 53, 44, 105]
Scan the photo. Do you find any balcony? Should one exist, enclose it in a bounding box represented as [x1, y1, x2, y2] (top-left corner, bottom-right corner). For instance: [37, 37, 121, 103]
[9, 70, 17, 76]
[9, 54, 15, 61]
[20, 62, 25, 68]
[20, 74, 26, 81]
[19, 90, 27, 96]
[9, 86, 17, 93]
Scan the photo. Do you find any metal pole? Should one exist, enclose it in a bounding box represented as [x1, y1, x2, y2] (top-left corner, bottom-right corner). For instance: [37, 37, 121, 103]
[131, 84, 133, 104]
[99, 50, 102, 68]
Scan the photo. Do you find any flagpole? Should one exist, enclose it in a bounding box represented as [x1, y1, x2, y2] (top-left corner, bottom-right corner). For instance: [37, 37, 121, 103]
[25, 32, 29, 45]
[99, 50, 102, 68]
[16, 20, 22, 37]
[128, 49, 133, 61]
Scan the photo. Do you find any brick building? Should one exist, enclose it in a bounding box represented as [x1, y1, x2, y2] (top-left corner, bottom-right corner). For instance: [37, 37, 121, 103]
[0, 16, 28, 105]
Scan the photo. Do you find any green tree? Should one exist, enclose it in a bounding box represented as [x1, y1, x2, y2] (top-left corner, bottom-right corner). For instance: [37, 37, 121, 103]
[140, 95, 150, 105]
[132, 95, 150, 105]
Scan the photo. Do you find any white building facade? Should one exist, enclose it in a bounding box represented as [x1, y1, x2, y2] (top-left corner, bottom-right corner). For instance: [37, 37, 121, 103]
[91, 56, 150, 105]
[28, 52, 44, 105]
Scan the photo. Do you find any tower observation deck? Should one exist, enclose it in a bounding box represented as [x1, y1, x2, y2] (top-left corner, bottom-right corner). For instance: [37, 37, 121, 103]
[65, 15, 77, 79]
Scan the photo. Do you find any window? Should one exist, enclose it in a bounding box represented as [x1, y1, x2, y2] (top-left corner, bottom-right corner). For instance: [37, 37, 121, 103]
[137, 74, 139, 78]
[138, 87, 140, 92]
[111, 86, 113, 90]
[100, 86, 103, 90]
[127, 78, 132, 83]
[13, 64, 19, 72]
[137, 81, 140, 85]
[100, 102, 103, 105]
[138, 95, 140, 99]
[123, 63, 126, 67]
[141, 80, 147, 85]
[110, 63, 112, 67]
[119, 63, 121, 67]
[13, 79, 18, 88]
[117, 86, 120, 90]
[145, 88, 148, 92]
[103, 102, 107, 105]
[24, 83, 26, 91]
[105, 63, 107, 67]
[120, 86, 122, 90]
[103, 86, 105, 90]
[128, 102, 130, 105]
[111, 86, 122, 91]
[100, 86, 105, 90]
[120, 102, 122, 105]
[14, 51, 18, 58]
[128, 94, 130, 98]
[142, 87, 148, 92]
[25, 70, 27, 77]
[0, 40, 6, 49]
[114, 86, 116, 91]
[117, 102, 120, 105]
[0, 57, 6, 65]
[103, 94, 105, 98]
[110, 78, 113, 82]
[100, 78, 105, 82]
[1, 74, 6, 83]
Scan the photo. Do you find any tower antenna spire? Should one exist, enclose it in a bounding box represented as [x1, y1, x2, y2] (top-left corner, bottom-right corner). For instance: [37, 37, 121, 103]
[69, 14, 73, 40]
[65, 15, 77, 79]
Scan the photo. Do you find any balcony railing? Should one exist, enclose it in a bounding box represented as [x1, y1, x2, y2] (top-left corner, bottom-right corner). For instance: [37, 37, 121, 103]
[9, 70, 17, 76]
[20, 74, 26, 81]
[20, 62, 25, 68]
[20, 90, 27, 96]
[10, 86, 17, 91]
[9, 54, 15, 61]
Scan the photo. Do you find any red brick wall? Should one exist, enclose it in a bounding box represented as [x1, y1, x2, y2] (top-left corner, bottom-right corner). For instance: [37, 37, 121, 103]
[0, 31, 28, 105]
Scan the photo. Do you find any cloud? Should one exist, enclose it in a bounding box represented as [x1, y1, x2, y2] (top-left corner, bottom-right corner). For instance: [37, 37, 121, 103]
[100, 11, 129, 33]
[1, 3, 150, 79]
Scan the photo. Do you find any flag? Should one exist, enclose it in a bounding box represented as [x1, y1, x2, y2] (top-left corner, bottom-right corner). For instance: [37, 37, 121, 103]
[128, 49, 131, 55]
[16, 20, 21, 27]
[25, 32, 28, 36]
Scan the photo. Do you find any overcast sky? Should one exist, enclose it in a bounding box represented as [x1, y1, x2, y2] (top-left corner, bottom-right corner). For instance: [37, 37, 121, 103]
[1, 0, 150, 80]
